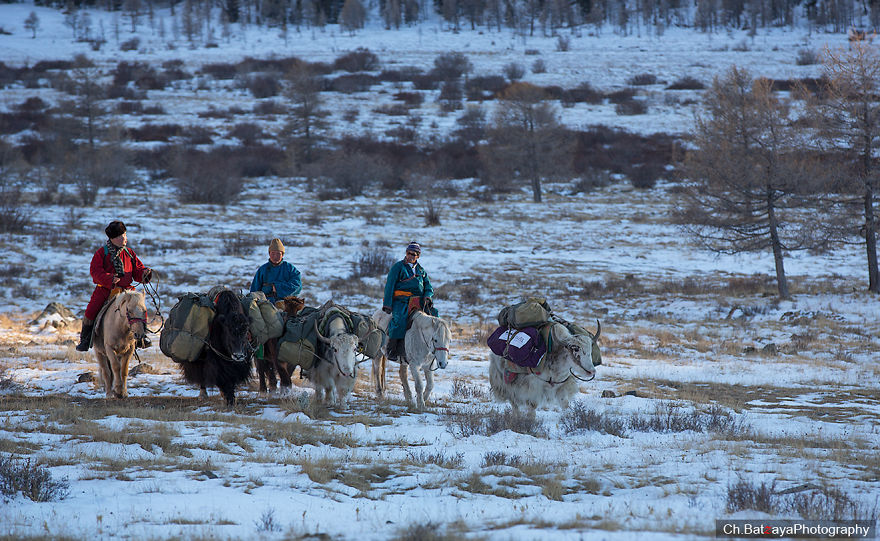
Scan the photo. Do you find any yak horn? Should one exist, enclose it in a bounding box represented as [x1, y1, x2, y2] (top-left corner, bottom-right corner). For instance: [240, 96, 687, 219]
[315, 320, 330, 344]
[594, 320, 601, 341]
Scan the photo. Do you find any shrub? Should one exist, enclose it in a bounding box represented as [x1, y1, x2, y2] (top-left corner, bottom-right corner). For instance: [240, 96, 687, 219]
[374, 103, 410, 116]
[411, 72, 442, 90]
[333, 47, 380, 72]
[560, 401, 627, 436]
[555, 34, 570, 51]
[431, 52, 472, 80]
[0, 181, 32, 233]
[606, 88, 636, 104]
[627, 163, 663, 188]
[424, 200, 441, 226]
[666, 76, 705, 90]
[172, 149, 244, 205]
[120, 37, 140, 51]
[614, 99, 647, 115]
[0, 456, 69, 502]
[627, 73, 657, 85]
[466, 75, 507, 100]
[531, 58, 547, 74]
[727, 478, 776, 514]
[503, 62, 525, 81]
[253, 100, 285, 115]
[351, 246, 395, 278]
[117, 101, 143, 114]
[320, 150, 391, 196]
[796, 48, 820, 65]
[200, 62, 238, 80]
[443, 406, 547, 438]
[220, 232, 259, 256]
[561, 82, 603, 105]
[229, 123, 264, 145]
[328, 73, 378, 93]
[246, 75, 280, 98]
[393, 91, 424, 107]
[127, 123, 182, 142]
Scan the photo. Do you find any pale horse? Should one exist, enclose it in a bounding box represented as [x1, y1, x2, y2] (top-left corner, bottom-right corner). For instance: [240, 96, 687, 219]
[310, 316, 359, 406]
[488, 323, 598, 410]
[372, 308, 452, 410]
[91, 290, 148, 399]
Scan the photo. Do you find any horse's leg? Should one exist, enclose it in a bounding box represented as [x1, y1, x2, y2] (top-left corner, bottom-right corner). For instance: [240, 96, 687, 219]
[95, 349, 113, 398]
[423, 366, 434, 407]
[399, 362, 413, 406]
[255, 355, 268, 393]
[114, 350, 131, 398]
[266, 339, 287, 389]
[409, 362, 425, 411]
[372, 355, 386, 399]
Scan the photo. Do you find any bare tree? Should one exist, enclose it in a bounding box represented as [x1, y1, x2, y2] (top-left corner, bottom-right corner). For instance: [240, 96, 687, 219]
[283, 72, 330, 176]
[72, 59, 103, 152]
[340, 0, 366, 33]
[680, 66, 824, 299]
[24, 11, 40, 39]
[482, 82, 569, 202]
[803, 43, 880, 293]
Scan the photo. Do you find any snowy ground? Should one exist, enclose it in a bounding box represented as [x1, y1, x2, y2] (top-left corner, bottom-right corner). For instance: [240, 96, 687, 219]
[1, 3, 879, 540]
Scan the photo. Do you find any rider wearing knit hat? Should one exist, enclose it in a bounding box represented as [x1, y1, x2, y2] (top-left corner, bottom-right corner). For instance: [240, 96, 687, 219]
[382, 241, 437, 363]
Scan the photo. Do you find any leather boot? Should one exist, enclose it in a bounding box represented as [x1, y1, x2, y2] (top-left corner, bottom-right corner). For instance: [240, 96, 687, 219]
[136, 336, 152, 349]
[386, 338, 401, 363]
[75, 320, 93, 352]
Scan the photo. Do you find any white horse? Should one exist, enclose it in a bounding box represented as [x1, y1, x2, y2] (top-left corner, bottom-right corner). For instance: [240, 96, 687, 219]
[372, 309, 451, 410]
[92, 290, 148, 399]
[488, 323, 597, 410]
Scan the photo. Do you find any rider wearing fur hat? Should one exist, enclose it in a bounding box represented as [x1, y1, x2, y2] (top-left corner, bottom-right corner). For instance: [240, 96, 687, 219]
[76, 220, 154, 352]
[250, 238, 302, 304]
[382, 241, 437, 363]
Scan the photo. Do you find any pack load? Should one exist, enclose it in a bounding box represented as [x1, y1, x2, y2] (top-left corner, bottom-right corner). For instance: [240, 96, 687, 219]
[276, 302, 389, 370]
[487, 325, 547, 369]
[497, 297, 552, 329]
[277, 306, 321, 371]
[491, 297, 602, 370]
[350, 312, 387, 359]
[240, 291, 284, 345]
[160, 292, 216, 363]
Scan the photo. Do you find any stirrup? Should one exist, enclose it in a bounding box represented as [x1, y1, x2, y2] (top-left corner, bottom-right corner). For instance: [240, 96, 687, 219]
[503, 371, 518, 384]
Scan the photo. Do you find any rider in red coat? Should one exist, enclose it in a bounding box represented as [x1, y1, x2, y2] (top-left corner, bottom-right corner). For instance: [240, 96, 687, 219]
[76, 220, 154, 351]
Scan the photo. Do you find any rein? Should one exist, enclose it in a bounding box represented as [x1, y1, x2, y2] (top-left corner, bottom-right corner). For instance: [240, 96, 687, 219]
[139, 275, 164, 334]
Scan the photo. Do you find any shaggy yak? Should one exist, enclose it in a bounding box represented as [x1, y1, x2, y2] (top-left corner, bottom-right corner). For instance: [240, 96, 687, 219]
[488, 322, 598, 410]
[180, 289, 253, 406]
[92, 290, 148, 399]
[309, 315, 359, 406]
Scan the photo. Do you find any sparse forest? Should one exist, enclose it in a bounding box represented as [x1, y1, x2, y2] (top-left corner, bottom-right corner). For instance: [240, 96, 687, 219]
[0, 3, 878, 539]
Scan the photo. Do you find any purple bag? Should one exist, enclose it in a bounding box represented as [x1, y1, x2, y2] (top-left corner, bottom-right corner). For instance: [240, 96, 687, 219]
[488, 326, 547, 368]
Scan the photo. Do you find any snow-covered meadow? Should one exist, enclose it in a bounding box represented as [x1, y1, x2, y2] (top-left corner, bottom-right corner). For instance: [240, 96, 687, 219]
[1, 3, 879, 540]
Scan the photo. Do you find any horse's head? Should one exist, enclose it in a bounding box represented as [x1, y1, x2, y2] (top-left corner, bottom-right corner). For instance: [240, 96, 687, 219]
[430, 319, 452, 369]
[121, 291, 147, 342]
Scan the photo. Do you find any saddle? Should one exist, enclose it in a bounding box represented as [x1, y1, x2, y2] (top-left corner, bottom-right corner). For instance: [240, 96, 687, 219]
[91, 287, 127, 343]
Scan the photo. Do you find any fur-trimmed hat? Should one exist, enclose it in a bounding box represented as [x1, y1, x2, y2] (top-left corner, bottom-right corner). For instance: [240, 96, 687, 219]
[406, 241, 421, 254]
[105, 220, 126, 239]
[269, 238, 285, 253]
